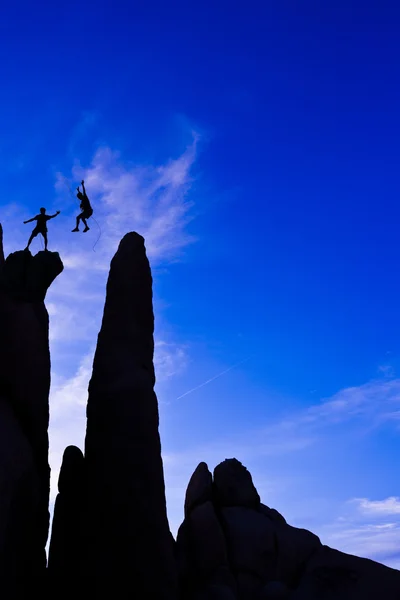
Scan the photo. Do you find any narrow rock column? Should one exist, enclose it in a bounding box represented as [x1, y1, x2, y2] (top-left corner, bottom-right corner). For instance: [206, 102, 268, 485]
[84, 233, 177, 598]
[0, 235, 63, 592]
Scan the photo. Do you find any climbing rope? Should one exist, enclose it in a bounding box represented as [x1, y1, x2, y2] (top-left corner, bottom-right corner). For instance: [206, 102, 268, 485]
[61, 176, 101, 252]
[91, 215, 102, 252]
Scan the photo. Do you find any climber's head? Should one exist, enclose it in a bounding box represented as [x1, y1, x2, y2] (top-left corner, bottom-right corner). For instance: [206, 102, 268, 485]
[77, 191, 84, 201]
[40, 207, 46, 214]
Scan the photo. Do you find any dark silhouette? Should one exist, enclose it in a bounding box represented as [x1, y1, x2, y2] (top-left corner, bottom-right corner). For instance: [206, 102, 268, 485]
[72, 179, 93, 233]
[0, 223, 4, 266]
[0, 230, 63, 596]
[24, 208, 60, 251]
[0, 224, 399, 599]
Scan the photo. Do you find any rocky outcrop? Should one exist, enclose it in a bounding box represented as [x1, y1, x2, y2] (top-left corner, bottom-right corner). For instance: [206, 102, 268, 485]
[48, 231, 400, 599]
[0, 228, 63, 596]
[47, 446, 86, 594]
[48, 233, 177, 598]
[177, 459, 400, 599]
[1, 224, 398, 599]
[0, 249, 63, 302]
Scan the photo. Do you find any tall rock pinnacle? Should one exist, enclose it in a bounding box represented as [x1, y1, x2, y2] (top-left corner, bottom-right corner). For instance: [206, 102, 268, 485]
[83, 232, 177, 597]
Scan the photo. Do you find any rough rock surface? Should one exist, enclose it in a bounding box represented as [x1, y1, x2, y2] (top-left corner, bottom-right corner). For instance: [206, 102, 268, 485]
[0, 227, 63, 596]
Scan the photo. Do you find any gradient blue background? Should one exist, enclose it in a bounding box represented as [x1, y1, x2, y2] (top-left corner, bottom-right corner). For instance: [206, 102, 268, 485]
[1, 0, 400, 567]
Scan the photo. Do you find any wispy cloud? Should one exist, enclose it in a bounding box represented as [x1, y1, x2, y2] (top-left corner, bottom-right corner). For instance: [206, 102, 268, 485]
[277, 376, 400, 434]
[316, 496, 400, 569]
[155, 341, 188, 382]
[325, 520, 400, 569]
[0, 133, 200, 509]
[43, 135, 199, 359]
[56, 135, 198, 272]
[378, 364, 395, 378]
[162, 373, 400, 558]
[352, 497, 400, 516]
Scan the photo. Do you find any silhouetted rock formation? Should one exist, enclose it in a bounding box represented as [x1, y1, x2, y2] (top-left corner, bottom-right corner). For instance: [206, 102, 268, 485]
[0, 224, 399, 598]
[0, 223, 4, 265]
[49, 233, 177, 598]
[85, 232, 177, 597]
[0, 249, 63, 302]
[47, 445, 86, 594]
[176, 459, 400, 599]
[0, 228, 63, 597]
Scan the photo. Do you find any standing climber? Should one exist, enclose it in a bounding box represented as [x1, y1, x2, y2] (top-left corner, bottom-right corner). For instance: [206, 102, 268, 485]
[72, 179, 93, 232]
[24, 208, 61, 251]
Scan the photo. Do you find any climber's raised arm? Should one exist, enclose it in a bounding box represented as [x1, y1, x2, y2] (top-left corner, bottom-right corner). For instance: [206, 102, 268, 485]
[23, 216, 36, 224]
[81, 180, 87, 196]
[48, 211, 61, 219]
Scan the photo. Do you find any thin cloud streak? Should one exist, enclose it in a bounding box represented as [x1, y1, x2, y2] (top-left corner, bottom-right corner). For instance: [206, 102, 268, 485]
[176, 355, 252, 400]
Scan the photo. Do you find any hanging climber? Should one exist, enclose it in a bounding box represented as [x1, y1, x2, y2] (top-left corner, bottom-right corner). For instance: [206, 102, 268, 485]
[72, 179, 93, 233]
[23, 208, 61, 251]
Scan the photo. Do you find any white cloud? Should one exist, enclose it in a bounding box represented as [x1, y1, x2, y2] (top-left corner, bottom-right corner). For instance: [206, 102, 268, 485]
[51, 352, 93, 417]
[154, 341, 188, 382]
[9, 136, 199, 508]
[325, 521, 400, 569]
[274, 376, 400, 437]
[352, 497, 400, 516]
[48, 352, 94, 501]
[53, 135, 198, 274]
[318, 497, 400, 570]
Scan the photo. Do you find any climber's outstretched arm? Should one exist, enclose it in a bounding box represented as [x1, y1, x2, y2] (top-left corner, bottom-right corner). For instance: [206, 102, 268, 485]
[23, 217, 35, 224]
[81, 180, 87, 196]
[49, 211, 61, 219]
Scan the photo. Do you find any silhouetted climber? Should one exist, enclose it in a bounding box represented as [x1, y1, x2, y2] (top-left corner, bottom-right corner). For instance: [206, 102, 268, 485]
[72, 179, 93, 233]
[24, 208, 60, 251]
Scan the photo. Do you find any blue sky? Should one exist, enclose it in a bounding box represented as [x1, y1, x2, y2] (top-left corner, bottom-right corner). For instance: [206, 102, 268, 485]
[1, 0, 400, 568]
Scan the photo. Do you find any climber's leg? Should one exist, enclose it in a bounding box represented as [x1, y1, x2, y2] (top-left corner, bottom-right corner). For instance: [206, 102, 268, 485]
[25, 229, 38, 250]
[72, 213, 82, 232]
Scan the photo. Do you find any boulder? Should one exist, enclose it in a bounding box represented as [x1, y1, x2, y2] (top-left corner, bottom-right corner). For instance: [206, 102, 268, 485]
[214, 459, 260, 509]
[185, 462, 213, 517]
[48, 446, 86, 592]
